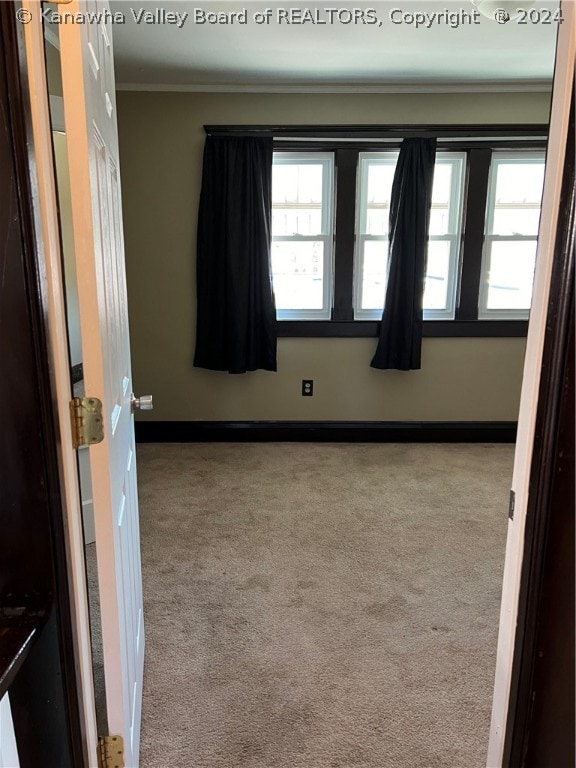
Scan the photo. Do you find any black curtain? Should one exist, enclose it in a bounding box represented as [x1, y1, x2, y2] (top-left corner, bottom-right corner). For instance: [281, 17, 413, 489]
[371, 137, 437, 371]
[194, 136, 277, 373]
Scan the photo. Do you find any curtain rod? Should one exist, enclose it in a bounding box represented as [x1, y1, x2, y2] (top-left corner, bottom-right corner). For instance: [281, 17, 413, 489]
[203, 124, 549, 139]
[273, 136, 546, 144]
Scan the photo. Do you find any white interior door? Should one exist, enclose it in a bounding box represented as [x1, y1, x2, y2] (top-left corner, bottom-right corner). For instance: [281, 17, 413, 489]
[58, 3, 144, 765]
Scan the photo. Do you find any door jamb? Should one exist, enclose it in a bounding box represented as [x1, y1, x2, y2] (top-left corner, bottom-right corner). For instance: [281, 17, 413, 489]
[503, 94, 574, 767]
[18, 0, 575, 765]
[486, 4, 575, 765]
[21, 3, 99, 764]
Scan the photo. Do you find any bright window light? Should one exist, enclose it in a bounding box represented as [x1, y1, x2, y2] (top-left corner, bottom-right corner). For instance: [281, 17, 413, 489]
[271, 153, 334, 320]
[353, 152, 466, 320]
[478, 152, 545, 320]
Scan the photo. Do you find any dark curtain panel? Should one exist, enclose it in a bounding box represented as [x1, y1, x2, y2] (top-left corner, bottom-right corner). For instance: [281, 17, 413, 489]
[194, 136, 277, 373]
[371, 137, 437, 371]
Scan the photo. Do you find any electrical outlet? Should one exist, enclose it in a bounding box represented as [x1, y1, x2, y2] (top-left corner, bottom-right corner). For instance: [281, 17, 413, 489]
[302, 379, 313, 397]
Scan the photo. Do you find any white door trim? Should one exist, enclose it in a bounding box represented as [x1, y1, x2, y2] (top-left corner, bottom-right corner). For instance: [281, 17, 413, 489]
[486, 5, 575, 765]
[22, 6, 98, 765]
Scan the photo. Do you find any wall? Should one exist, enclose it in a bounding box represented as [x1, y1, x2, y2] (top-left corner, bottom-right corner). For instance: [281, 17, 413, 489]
[45, 42, 82, 366]
[44, 39, 62, 97]
[53, 131, 82, 367]
[117, 90, 550, 422]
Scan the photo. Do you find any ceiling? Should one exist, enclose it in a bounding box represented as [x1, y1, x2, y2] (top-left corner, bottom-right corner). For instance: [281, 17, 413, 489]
[109, 0, 559, 90]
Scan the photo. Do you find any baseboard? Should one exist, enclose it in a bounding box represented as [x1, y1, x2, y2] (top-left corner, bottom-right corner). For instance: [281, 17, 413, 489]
[135, 420, 517, 443]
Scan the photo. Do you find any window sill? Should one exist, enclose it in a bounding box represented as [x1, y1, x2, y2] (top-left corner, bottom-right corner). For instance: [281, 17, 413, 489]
[276, 320, 529, 338]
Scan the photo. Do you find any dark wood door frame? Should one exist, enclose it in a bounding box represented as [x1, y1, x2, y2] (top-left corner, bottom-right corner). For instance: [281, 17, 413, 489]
[1, 3, 572, 768]
[0, 5, 84, 766]
[503, 95, 575, 766]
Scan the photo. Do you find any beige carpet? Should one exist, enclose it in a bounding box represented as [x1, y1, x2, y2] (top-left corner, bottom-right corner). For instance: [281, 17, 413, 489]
[136, 443, 512, 768]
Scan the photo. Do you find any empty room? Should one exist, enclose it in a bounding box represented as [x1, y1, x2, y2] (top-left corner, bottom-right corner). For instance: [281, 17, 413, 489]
[33, 1, 569, 766]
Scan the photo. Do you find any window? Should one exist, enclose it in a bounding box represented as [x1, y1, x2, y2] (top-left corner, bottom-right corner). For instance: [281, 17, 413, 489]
[271, 153, 334, 320]
[354, 152, 465, 320]
[265, 129, 548, 336]
[354, 152, 397, 319]
[479, 152, 546, 319]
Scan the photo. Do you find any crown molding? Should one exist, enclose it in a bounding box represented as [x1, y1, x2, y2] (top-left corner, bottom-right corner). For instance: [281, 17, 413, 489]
[115, 80, 552, 94]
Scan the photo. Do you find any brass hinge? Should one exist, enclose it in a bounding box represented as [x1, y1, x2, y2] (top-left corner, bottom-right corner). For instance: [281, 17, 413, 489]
[69, 396, 104, 449]
[97, 735, 124, 768]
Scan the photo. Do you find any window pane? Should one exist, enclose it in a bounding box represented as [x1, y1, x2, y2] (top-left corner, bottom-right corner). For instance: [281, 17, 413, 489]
[272, 163, 323, 205]
[354, 152, 463, 319]
[431, 163, 452, 206]
[493, 162, 545, 204]
[366, 163, 395, 205]
[429, 206, 451, 236]
[480, 153, 544, 318]
[272, 208, 322, 236]
[490, 160, 545, 235]
[271, 241, 325, 310]
[360, 240, 388, 310]
[485, 240, 537, 310]
[364, 161, 396, 235]
[366, 207, 390, 236]
[272, 162, 325, 235]
[360, 239, 453, 314]
[429, 160, 462, 235]
[272, 163, 297, 202]
[424, 240, 451, 310]
[272, 153, 333, 318]
[492, 207, 541, 236]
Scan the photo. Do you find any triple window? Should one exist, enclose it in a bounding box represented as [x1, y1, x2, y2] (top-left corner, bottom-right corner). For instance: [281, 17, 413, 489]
[271, 146, 546, 325]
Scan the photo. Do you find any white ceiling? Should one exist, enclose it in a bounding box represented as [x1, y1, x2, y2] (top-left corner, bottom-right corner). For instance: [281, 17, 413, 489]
[109, 0, 559, 90]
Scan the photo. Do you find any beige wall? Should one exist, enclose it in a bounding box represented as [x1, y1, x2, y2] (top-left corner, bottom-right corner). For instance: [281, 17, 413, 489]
[45, 40, 62, 97]
[53, 131, 82, 366]
[45, 41, 82, 365]
[117, 90, 550, 422]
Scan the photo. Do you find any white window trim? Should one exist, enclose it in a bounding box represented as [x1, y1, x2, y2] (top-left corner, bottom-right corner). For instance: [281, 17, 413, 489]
[272, 152, 334, 320]
[478, 151, 546, 321]
[353, 151, 466, 321]
[426, 153, 466, 320]
[353, 152, 398, 321]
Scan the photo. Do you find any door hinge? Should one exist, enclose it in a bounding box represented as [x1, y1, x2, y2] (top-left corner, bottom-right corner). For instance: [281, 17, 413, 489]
[69, 397, 104, 449]
[97, 735, 124, 768]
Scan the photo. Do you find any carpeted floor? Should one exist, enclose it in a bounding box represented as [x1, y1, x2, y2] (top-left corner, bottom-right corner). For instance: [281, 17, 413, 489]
[136, 443, 512, 768]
